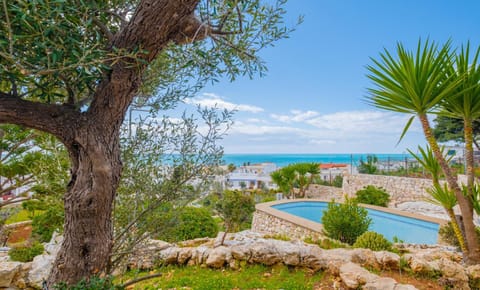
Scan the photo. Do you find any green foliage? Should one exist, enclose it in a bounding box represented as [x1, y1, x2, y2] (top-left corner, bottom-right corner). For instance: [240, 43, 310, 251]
[270, 163, 320, 198]
[303, 237, 348, 249]
[215, 190, 255, 232]
[408, 145, 452, 185]
[439, 222, 480, 248]
[332, 175, 343, 188]
[355, 185, 390, 207]
[358, 155, 378, 174]
[32, 203, 64, 242]
[433, 116, 480, 149]
[8, 241, 44, 262]
[353, 231, 392, 251]
[54, 276, 122, 290]
[155, 206, 218, 243]
[321, 197, 372, 245]
[0, 125, 70, 197]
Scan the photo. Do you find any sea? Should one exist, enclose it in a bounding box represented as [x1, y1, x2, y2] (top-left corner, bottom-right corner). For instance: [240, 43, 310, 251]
[221, 153, 412, 168]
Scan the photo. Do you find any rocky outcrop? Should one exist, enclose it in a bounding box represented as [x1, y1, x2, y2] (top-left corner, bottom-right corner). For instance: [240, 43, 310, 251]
[127, 231, 476, 289]
[2, 231, 480, 289]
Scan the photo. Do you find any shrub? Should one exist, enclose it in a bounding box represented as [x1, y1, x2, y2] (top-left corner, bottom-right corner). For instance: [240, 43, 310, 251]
[157, 206, 218, 242]
[215, 190, 255, 232]
[355, 185, 390, 207]
[321, 197, 371, 245]
[32, 205, 64, 242]
[353, 231, 392, 251]
[439, 222, 480, 248]
[9, 241, 44, 262]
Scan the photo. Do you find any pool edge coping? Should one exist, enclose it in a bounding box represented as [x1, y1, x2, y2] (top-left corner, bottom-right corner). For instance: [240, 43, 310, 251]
[255, 198, 448, 235]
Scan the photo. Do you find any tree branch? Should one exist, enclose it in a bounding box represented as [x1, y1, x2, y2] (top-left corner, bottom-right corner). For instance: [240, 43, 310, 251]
[91, 16, 114, 43]
[0, 92, 81, 142]
[88, 0, 203, 123]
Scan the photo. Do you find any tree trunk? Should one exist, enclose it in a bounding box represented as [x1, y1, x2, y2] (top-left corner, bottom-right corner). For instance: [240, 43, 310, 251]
[419, 113, 480, 264]
[447, 209, 468, 253]
[47, 122, 122, 286]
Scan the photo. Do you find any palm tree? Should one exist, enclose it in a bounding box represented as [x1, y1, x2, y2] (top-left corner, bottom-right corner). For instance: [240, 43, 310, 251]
[366, 39, 480, 263]
[440, 43, 480, 204]
[409, 145, 466, 252]
[294, 163, 320, 198]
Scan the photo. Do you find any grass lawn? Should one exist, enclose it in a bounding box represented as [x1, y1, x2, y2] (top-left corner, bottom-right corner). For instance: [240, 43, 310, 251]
[5, 209, 44, 224]
[117, 264, 326, 290]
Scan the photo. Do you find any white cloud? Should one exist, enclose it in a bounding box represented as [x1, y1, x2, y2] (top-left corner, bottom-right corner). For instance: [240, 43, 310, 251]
[230, 121, 303, 135]
[271, 110, 319, 123]
[219, 109, 425, 153]
[185, 93, 264, 113]
[305, 111, 412, 134]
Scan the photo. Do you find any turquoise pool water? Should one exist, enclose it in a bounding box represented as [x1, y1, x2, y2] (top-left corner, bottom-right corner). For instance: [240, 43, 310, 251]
[272, 201, 440, 244]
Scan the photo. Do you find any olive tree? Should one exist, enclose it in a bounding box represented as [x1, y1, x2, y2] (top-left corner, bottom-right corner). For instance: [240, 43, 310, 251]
[0, 0, 295, 285]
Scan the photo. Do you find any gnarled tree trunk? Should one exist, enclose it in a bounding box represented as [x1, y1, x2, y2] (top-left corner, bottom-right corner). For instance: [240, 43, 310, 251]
[47, 121, 123, 285]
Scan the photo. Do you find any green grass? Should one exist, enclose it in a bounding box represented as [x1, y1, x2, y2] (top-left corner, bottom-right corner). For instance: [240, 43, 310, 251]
[118, 264, 325, 290]
[5, 209, 44, 224]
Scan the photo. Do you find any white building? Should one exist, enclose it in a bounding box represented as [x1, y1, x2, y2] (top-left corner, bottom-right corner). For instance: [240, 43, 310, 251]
[226, 162, 278, 190]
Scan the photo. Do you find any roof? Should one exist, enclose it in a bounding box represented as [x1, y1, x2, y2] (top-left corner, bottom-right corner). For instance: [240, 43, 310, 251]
[319, 163, 348, 169]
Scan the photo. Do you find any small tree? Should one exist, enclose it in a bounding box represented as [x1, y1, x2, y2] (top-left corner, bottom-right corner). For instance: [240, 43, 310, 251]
[215, 190, 255, 232]
[321, 197, 371, 245]
[355, 185, 390, 207]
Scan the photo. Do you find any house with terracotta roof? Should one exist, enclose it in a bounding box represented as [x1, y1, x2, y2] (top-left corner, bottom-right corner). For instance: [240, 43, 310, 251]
[318, 163, 350, 183]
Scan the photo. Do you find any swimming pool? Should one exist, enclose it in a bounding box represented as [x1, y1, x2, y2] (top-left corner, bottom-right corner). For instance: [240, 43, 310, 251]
[270, 200, 444, 244]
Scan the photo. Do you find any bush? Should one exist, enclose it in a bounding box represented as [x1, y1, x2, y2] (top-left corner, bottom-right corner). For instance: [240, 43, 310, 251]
[321, 197, 371, 245]
[353, 231, 392, 251]
[355, 185, 390, 207]
[439, 222, 480, 248]
[9, 241, 44, 262]
[215, 190, 255, 232]
[156, 206, 218, 242]
[32, 205, 64, 242]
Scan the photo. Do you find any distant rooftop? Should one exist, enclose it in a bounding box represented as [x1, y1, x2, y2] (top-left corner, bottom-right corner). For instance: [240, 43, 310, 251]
[319, 163, 348, 169]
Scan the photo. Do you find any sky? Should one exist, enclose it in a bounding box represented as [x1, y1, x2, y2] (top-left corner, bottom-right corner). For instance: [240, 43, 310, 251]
[183, 0, 480, 154]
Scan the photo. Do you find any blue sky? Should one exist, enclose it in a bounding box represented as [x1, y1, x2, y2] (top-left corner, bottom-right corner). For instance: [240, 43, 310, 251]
[184, 0, 480, 154]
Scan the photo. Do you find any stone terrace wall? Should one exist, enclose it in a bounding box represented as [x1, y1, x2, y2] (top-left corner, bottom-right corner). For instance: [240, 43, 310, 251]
[342, 174, 433, 205]
[251, 210, 324, 241]
[305, 184, 343, 200]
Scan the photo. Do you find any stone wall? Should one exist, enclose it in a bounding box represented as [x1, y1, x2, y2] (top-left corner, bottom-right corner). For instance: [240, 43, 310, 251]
[251, 210, 324, 241]
[305, 184, 343, 200]
[342, 174, 434, 205]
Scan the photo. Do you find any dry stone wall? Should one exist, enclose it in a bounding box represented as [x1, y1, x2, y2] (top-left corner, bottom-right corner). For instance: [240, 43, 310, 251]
[342, 174, 434, 205]
[305, 184, 343, 200]
[251, 210, 324, 241]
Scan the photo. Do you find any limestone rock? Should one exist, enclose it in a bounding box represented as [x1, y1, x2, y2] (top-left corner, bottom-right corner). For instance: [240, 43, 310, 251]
[190, 246, 211, 265]
[249, 242, 282, 266]
[351, 248, 379, 269]
[375, 251, 400, 270]
[0, 262, 22, 288]
[27, 235, 62, 289]
[467, 264, 480, 289]
[363, 277, 397, 290]
[230, 244, 251, 261]
[339, 262, 378, 289]
[299, 245, 325, 272]
[158, 247, 179, 265]
[406, 255, 433, 274]
[206, 246, 231, 268]
[436, 258, 469, 289]
[177, 247, 193, 265]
